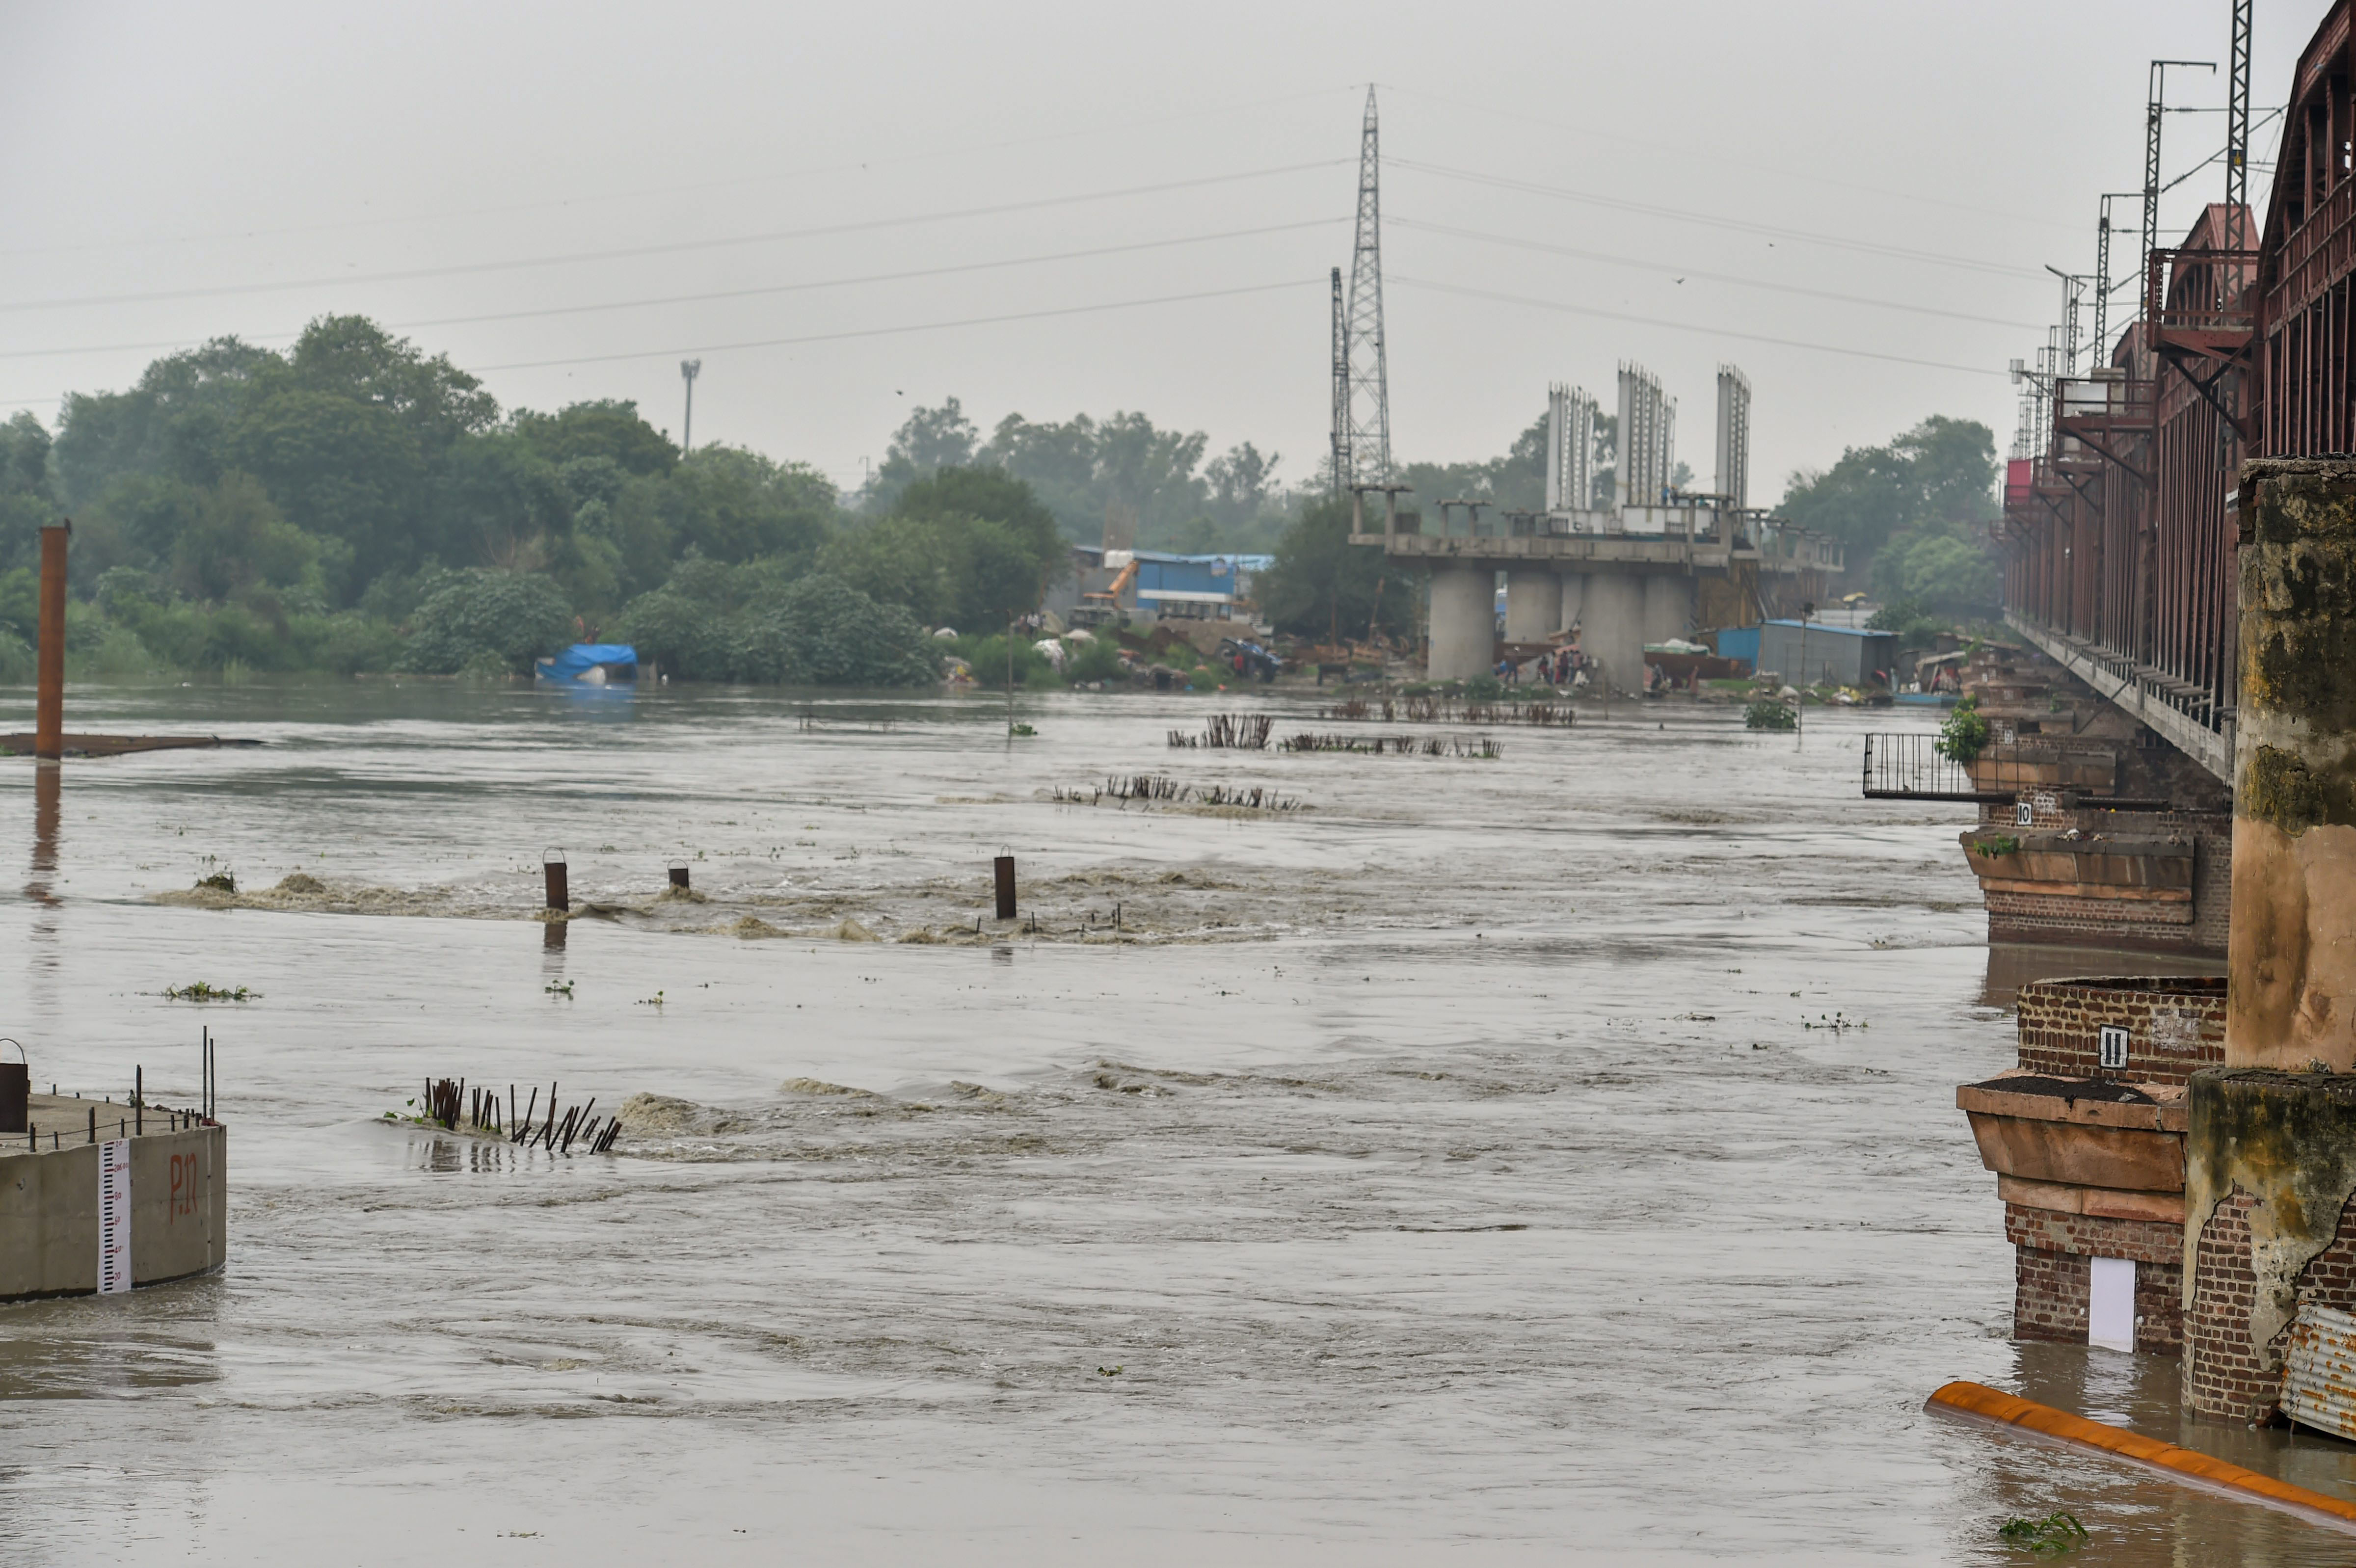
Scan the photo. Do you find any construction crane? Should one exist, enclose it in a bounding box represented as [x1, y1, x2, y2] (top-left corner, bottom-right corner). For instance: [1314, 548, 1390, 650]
[1076, 553, 1140, 626]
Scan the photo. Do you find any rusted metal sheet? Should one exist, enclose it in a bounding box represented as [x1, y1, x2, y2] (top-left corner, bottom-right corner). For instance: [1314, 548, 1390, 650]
[2281, 1302, 2356, 1440]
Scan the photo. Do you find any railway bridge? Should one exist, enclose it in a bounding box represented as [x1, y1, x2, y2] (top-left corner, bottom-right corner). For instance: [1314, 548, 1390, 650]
[1867, 9, 2356, 957]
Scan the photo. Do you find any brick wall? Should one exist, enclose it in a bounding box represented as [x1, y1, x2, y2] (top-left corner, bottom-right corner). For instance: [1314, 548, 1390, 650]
[2186, 1186, 2356, 1420]
[2006, 1202, 2185, 1352]
[2014, 976, 2226, 1085]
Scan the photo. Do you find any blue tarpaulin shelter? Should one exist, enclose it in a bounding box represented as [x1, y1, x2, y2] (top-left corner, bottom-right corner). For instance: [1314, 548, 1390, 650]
[538, 643, 639, 682]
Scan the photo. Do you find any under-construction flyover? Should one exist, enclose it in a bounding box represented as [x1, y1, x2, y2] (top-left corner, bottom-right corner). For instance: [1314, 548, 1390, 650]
[1351, 366, 1841, 687]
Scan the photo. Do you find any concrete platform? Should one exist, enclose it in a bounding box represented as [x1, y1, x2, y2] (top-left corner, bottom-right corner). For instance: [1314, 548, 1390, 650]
[0, 1095, 226, 1301]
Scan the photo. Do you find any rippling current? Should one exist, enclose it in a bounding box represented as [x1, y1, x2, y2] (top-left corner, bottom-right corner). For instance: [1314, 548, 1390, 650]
[3, 678, 2333, 1565]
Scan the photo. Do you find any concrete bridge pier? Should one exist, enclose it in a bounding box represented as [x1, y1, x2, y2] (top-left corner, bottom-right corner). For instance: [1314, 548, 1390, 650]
[1642, 575, 1693, 649]
[2182, 457, 2356, 1420]
[1503, 569, 1561, 645]
[1426, 563, 1497, 683]
[1559, 572, 1586, 638]
[1581, 572, 1647, 694]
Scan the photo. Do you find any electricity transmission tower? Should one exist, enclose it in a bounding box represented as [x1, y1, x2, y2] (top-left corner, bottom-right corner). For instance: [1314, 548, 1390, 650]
[680, 359, 702, 453]
[1343, 87, 1392, 486]
[2226, 0, 2253, 246]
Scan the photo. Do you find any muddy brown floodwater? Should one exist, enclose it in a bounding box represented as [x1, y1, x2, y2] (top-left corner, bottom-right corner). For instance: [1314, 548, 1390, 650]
[0, 678, 2335, 1565]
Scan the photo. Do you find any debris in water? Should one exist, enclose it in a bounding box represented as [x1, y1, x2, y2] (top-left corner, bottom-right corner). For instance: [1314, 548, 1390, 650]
[1168, 714, 1272, 750]
[162, 982, 256, 1002]
[1997, 1512, 2087, 1557]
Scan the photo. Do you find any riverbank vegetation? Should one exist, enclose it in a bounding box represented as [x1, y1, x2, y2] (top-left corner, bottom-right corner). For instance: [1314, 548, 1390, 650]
[0, 313, 2006, 684]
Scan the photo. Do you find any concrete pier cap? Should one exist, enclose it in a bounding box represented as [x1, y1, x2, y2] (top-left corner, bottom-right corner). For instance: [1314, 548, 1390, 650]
[2185, 456, 2356, 1417]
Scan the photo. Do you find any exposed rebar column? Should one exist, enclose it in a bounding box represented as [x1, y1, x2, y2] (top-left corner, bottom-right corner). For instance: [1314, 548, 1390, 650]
[1713, 368, 1750, 511]
[34, 521, 68, 762]
[2183, 457, 2356, 1419]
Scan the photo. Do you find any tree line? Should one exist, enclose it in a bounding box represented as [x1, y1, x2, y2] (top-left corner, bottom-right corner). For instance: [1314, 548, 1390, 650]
[0, 312, 2002, 684]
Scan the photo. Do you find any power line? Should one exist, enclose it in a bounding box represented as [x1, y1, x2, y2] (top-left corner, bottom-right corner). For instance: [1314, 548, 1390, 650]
[461, 278, 1324, 373]
[0, 160, 1350, 317]
[1391, 275, 2008, 377]
[1387, 157, 2049, 280]
[1379, 82, 2084, 236]
[0, 85, 1362, 263]
[0, 218, 1350, 364]
[1389, 217, 2043, 329]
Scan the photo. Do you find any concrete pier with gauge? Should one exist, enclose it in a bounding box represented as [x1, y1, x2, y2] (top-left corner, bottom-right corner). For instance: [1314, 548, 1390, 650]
[0, 1050, 226, 1302]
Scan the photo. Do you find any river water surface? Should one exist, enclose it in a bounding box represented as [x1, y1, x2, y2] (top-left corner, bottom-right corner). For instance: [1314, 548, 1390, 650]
[0, 679, 2332, 1565]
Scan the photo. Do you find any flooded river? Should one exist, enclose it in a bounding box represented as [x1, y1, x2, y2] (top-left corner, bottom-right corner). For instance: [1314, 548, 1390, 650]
[0, 678, 2335, 1564]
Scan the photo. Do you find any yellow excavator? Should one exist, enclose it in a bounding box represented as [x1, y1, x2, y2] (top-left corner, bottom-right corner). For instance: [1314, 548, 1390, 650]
[1075, 553, 1139, 625]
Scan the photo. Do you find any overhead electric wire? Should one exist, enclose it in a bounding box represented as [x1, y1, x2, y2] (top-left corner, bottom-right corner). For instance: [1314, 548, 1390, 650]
[459, 277, 1325, 373]
[1389, 216, 2043, 329]
[0, 217, 1349, 364]
[1387, 157, 2049, 281]
[0, 84, 1361, 262]
[1380, 82, 2082, 235]
[0, 159, 1349, 317]
[1391, 275, 2008, 377]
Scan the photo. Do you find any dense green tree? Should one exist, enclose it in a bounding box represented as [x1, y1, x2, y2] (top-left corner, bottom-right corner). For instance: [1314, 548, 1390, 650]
[514, 400, 678, 477]
[1778, 415, 1999, 614]
[400, 568, 574, 675]
[735, 574, 938, 686]
[663, 446, 837, 566]
[52, 338, 278, 505]
[1259, 494, 1414, 641]
[865, 397, 979, 512]
[168, 472, 318, 601]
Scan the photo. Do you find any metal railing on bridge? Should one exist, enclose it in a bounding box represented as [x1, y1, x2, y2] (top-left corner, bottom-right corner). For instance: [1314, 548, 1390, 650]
[1862, 733, 2120, 803]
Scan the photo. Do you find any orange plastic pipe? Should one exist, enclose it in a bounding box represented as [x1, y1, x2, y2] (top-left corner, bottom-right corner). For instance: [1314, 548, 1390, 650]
[1928, 1380, 2356, 1530]
[34, 520, 68, 760]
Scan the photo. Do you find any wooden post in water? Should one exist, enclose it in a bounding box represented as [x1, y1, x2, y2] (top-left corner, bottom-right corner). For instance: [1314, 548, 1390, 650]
[34, 520, 69, 761]
[543, 848, 569, 913]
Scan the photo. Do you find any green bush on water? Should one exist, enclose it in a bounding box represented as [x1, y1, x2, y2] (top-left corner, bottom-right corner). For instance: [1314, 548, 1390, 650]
[1997, 1512, 2087, 1557]
[1744, 699, 1797, 731]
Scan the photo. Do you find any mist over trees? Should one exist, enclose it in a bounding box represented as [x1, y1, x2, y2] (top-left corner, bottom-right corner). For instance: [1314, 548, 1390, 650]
[1777, 415, 2001, 616]
[0, 311, 2004, 680]
[862, 395, 1288, 556]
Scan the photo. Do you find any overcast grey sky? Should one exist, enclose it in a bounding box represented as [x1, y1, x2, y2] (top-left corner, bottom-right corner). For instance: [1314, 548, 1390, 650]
[0, 1, 2309, 502]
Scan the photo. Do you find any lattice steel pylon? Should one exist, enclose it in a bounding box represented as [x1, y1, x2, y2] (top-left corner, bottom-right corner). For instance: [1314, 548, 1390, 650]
[1343, 87, 1392, 485]
[2226, 0, 2253, 247]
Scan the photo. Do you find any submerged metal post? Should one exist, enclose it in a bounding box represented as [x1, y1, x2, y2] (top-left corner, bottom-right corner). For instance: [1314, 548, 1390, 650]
[668, 861, 690, 890]
[34, 520, 68, 761]
[0, 1040, 26, 1135]
[993, 854, 1017, 921]
[543, 848, 569, 913]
